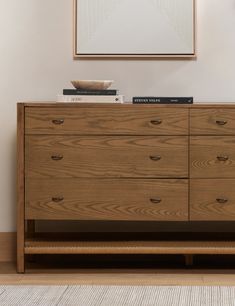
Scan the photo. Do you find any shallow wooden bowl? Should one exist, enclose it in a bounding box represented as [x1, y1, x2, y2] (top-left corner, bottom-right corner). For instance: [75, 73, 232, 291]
[71, 80, 113, 90]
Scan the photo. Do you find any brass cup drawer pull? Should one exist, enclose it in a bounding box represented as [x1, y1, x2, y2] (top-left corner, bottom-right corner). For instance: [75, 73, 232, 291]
[51, 155, 63, 161]
[149, 155, 161, 161]
[216, 120, 227, 126]
[150, 198, 162, 204]
[52, 196, 64, 203]
[217, 155, 229, 162]
[52, 119, 64, 125]
[150, 119, 162, 125]
[216, 198, 228, 204]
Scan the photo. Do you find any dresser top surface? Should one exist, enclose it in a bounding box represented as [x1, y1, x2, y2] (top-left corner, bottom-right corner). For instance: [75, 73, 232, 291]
[18, 102, 235, 108]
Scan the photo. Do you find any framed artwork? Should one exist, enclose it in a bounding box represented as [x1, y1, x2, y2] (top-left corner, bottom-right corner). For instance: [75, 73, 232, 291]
[74, 0, 196, 58]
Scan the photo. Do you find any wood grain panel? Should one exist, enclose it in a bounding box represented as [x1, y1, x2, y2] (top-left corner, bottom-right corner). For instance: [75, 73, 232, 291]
[190, 109, 235, 135]
[25, 107, 188, 135]
[25, 136, 188, 178]
[191, 179, 235, 221]
[190, 136, 235, 178]
[25, 179, 188, 221]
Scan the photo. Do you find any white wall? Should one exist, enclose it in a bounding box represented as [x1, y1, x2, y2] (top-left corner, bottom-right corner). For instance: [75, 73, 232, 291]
[0, 0, 235, 231]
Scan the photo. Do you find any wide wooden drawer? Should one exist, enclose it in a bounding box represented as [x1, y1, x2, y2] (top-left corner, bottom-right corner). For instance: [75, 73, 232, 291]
[25, 179, 188, 221]
[25, 135, 188, 178]
[190, 136, 235, 178]
[190, 179, 235, 221]
[25, 106, 189, 135]
[190, 109, 235, 135]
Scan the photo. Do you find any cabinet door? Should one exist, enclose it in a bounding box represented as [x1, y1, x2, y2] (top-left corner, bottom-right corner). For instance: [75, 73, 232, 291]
[191, 179, 235, 221]
[190, 136, 235, 178]
[190, 109, 235, 135]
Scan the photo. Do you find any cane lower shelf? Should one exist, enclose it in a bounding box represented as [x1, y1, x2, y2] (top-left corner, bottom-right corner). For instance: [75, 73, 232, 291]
[25, 239, 235, 255]
[17, 102, 235, 273]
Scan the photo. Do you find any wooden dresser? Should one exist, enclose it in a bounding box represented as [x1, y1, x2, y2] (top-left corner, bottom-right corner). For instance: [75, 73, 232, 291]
[17, 102, 235, 272]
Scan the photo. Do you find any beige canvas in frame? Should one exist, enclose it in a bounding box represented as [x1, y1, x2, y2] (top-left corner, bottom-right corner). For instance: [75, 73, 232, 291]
[74, 0, 196, 58]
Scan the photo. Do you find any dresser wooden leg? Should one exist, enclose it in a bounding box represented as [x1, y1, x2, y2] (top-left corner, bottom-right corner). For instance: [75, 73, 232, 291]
[17, 214, 25, 273]
[17, 257, 25, 273]
[185, 254, 194, 266]
[17, 227, 25, 273]
[17, 230, 25, 273]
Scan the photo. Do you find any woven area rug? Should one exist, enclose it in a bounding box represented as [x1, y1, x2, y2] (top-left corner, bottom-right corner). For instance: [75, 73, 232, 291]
[0, 285, 235, 305]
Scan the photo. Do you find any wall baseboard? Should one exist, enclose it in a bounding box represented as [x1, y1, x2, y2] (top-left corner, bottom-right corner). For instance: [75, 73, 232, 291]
[0, 232, 16, 262]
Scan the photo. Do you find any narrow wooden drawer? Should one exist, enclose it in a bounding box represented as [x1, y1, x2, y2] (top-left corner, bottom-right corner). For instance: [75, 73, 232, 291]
[25, 106, 189, 135]
[191, 179, 235, 221]
[25, 135, 188, 178]
[190, 136, 235, 178]
[190, 109, 235, 135]
[25, 179, 188, 221]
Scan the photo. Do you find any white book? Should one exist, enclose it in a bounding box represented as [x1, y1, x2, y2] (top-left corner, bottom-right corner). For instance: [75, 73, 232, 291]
[57, 95, 124, 103]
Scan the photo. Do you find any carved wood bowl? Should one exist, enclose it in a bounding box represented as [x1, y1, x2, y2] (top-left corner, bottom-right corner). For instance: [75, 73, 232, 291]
[71, 80, 113, 90]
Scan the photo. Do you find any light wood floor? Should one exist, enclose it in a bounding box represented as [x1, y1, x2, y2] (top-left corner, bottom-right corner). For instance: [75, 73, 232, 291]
[2, 262, 235, 286]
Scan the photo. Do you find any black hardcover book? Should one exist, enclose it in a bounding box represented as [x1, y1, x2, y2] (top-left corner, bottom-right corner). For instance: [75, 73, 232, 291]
[63, 89, 117, 95]
[132, 97, 193, 104]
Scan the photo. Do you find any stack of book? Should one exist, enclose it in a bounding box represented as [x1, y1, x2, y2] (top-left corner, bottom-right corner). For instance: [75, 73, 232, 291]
[57, 89, 124, 103]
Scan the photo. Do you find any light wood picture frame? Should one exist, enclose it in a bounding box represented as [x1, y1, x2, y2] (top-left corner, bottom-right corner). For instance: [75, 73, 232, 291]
[73, 0, 196, 59]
